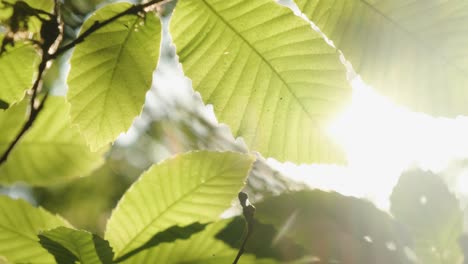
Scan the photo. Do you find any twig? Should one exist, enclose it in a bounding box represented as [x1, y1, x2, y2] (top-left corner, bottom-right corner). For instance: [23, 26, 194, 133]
[233, 192, 256, 264]
[0, 0, 171, 164]
[51, 0, 169, 58]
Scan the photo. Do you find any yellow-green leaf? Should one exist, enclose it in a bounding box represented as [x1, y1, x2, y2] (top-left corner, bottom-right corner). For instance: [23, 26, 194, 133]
[0, 37, 40, 108]
[170, 0, 350, 164]
[105, 151, 254, 259]
[67, 3, 161, 151]
[0, 195, 69, 263]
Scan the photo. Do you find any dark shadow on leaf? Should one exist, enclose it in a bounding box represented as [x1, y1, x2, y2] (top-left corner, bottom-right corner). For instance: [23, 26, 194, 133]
[38, 235, 78, 264]
[92, 234, 114, 264]
[114, 222, 208, 263]
[215, 216, 307, 262]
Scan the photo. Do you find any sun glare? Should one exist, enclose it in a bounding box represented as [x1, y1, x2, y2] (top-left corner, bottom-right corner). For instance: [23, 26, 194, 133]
[269, 77, 468, 210]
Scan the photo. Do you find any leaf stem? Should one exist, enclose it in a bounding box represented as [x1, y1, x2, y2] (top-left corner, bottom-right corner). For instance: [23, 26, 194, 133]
[233, 192, 256, 264]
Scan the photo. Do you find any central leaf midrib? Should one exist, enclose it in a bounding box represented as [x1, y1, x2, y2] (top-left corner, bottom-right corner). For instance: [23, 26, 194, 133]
[200, 0, 323, 123]
[99, 17, 139, 133]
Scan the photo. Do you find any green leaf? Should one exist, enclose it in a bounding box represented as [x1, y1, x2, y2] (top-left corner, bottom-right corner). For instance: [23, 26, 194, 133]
[0, 36, 40, 107]
[0, 96, 106, 186]
[170, 0, 350, 164]
[390, 170, 464, 263]
[119, 219, 276, 264]
[67, 3, 161, 151]
[255, 190, 412, 264]
[39, 227, 114, 264]
[105, 151, 254, 259]
[0, 195, 70, 263]
[294, 0, 468, 117]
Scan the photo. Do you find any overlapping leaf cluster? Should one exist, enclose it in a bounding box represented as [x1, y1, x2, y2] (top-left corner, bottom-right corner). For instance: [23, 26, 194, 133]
[1, 0, 467, 263]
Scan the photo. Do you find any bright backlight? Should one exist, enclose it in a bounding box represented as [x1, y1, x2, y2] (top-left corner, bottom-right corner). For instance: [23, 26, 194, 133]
[270, 77, 468, 210]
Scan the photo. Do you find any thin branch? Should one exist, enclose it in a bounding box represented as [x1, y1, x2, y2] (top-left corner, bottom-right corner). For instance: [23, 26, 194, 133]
[0, 0, 63, 165]
[233, 192, 256, 264]
[51, 0, 169, 58]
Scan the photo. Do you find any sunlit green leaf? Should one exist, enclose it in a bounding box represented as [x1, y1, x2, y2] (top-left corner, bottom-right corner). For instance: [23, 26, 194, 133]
[170, 0, 350, 164]
[0, 195, 70, 263]
[120, 219, 276, 264]
[391, 170, 463, 263]
[255, 190, 412, 264]
[39, 227, 114, 264]
[105, 151, 254, 259]
[295, 0, 468, 117]
[68, 2, 161, 151]
[0, 96, 106, 186]
[0, 36, 40, 108]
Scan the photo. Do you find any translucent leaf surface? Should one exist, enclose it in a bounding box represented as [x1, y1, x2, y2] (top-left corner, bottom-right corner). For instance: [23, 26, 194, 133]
[39, 227, 113, 264]
[170, 0, 350, 164]
[105, 151, 254, 259]
[295, 0, 468, 117]
[0, 37, 40, 107]
[120, 220, 275, 264]
[390, 170, 463, 263]
[0, 96, 106, 186]
[67, 3, 161, 150]
[0, 195, 69, 263]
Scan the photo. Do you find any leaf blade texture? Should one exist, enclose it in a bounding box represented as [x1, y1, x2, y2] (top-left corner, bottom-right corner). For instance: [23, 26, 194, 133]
[0, 37, 40, 108]
[170, 0, 351, 164]
[0, 195, 69, 263]
[67, 2, 161, 150]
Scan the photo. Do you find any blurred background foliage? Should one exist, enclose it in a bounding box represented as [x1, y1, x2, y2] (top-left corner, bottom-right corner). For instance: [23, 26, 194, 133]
[1, 0, 468, 263]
